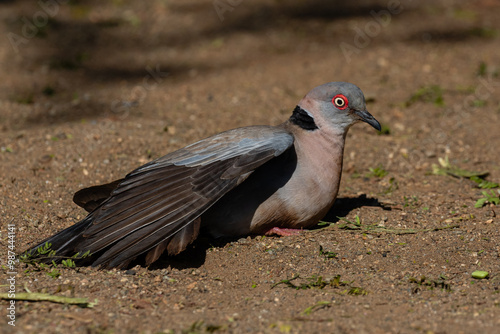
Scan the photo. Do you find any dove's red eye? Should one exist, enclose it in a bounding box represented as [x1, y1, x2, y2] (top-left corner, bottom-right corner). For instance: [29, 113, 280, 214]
[332, 94, 348, 110]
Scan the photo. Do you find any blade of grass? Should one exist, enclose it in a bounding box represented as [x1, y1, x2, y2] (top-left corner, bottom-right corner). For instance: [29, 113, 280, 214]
[0, 292, 97, 308]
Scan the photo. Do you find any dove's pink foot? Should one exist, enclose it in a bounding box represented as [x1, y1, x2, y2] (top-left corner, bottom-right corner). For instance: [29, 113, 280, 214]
[264, 227, 304, 237]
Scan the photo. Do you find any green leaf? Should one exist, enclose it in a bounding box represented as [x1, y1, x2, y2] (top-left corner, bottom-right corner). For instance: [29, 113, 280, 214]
[432, 156, 499, 193]
[368, 166, 388, 178]
[471, 270, 489, 279]
[475, 190, 500, 208]
[47, 269, 61, 279]
[319, 245, 337, 259]
[475, 197, 488, 208]
[62, 259, 76, 268]
[470, 176, 499, 189]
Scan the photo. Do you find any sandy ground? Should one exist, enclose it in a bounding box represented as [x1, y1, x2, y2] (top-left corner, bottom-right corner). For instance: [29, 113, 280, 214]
[1, 0, 500, 333]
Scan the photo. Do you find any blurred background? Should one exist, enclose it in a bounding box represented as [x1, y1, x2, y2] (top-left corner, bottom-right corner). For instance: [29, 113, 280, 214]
[1, 0, 498, 130]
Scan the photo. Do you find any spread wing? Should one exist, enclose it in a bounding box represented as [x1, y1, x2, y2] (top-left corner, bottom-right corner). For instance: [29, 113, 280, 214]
[36, 126, 294, 269]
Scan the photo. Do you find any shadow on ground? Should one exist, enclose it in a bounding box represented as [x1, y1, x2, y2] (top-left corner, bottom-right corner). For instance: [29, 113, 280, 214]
[322, 194, 391, 223]
[144, 194, 390, 270]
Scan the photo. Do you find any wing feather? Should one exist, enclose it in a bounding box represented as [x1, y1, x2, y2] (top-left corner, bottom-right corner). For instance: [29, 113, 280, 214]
[28, 126, 294, 268]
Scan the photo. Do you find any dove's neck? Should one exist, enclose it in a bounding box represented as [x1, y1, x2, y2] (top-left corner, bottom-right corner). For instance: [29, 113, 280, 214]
[294, 125, 345, 194]
[277, 120, 347, 226]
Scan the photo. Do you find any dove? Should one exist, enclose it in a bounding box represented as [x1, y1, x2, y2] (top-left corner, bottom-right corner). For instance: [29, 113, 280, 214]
[24, 82, 381, 269]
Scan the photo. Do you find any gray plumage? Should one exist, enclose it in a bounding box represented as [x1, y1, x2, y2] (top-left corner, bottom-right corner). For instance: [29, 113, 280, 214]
[24, 82, 380, 269]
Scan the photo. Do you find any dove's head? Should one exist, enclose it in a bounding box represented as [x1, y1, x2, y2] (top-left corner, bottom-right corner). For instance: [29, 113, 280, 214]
[293, 82, 381, 134]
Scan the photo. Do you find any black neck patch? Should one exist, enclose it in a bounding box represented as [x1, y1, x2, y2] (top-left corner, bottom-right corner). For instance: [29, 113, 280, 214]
[290, 105, 318, 130]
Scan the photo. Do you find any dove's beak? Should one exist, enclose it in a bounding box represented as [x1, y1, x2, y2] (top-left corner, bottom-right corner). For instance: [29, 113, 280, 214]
[354, 109, 381, 131]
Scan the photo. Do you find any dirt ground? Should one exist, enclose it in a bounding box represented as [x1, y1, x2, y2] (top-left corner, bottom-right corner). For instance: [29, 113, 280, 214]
[1, 0, 500, 333]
